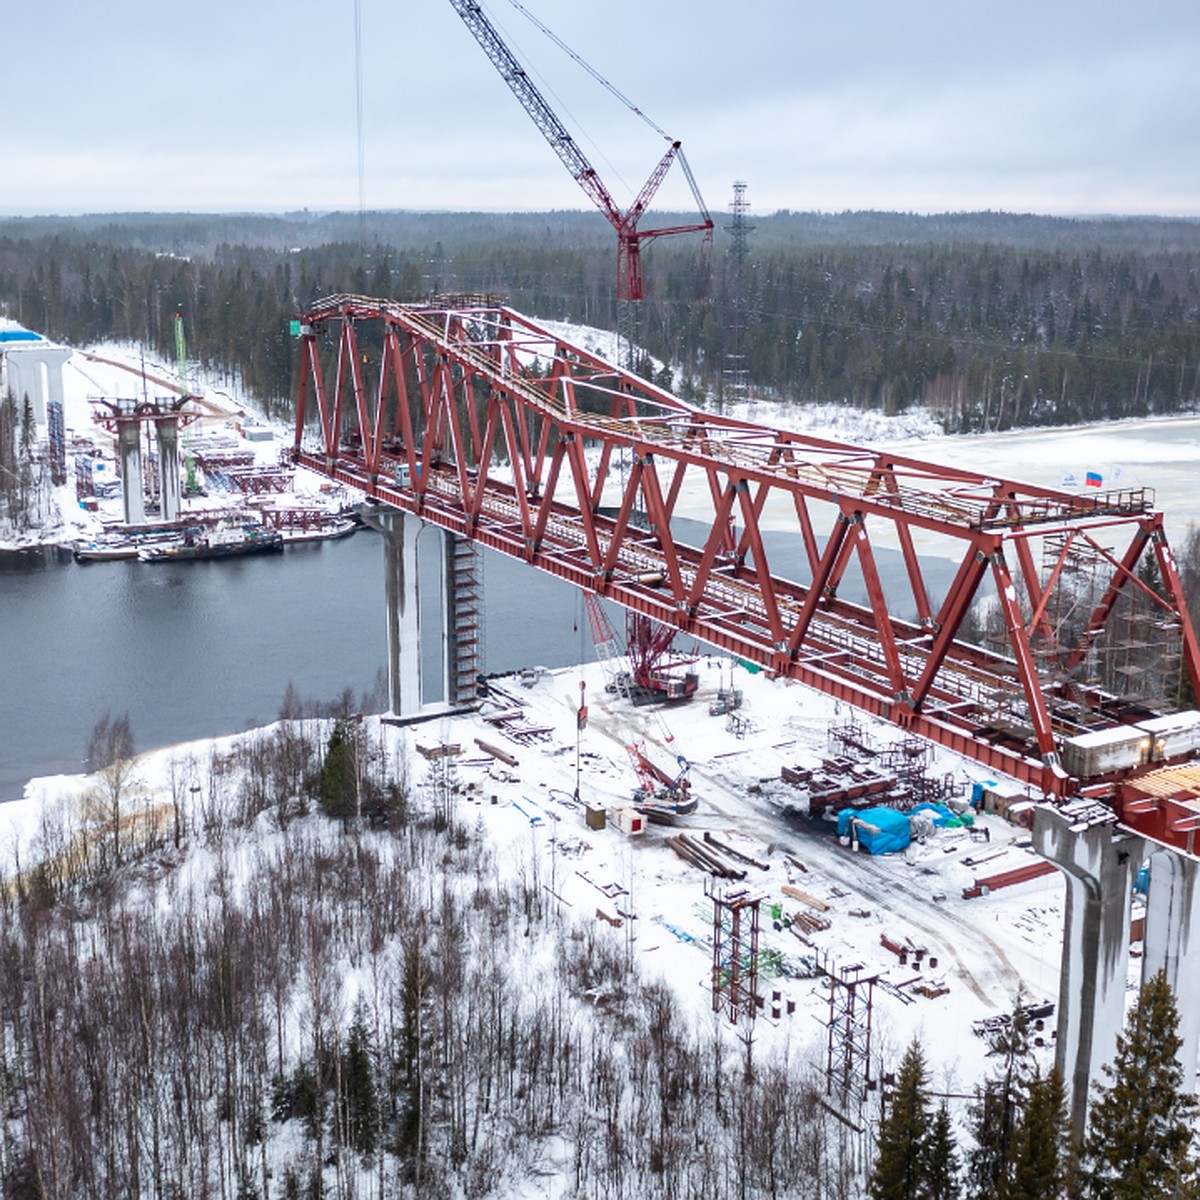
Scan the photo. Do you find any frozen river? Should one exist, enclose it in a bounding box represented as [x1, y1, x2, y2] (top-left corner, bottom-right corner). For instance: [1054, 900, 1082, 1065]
[884, 415, 1200, 541]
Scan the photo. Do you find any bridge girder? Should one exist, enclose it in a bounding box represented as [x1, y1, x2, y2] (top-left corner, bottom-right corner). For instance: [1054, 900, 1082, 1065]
[291, 295, 1200, 800]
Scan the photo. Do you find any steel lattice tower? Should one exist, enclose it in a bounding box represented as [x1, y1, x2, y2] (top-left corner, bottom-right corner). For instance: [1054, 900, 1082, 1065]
[710, 885, 762, 1024]
[723, 182, 755, 403]
[826, 962, 877, 1126]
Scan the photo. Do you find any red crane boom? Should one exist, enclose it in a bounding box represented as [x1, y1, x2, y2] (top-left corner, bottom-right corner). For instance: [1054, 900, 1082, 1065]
[447, 0, 713, 301]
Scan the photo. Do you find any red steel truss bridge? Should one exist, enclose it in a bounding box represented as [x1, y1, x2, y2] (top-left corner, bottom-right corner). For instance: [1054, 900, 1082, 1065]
[291, 294, 1200, 800]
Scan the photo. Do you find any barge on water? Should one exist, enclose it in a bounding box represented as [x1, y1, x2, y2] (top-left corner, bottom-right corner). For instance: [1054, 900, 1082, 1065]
[138, 521, 283, 562]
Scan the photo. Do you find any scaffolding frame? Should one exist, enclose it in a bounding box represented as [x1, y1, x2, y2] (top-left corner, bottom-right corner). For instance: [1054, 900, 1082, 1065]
[449, 534, 484, 705]
[826, 962, 877, 1122]
[709, 885, 762, 1025]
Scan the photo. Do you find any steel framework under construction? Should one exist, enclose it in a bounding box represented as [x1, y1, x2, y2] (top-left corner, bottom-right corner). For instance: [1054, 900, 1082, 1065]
[289, 294, 1200, 828]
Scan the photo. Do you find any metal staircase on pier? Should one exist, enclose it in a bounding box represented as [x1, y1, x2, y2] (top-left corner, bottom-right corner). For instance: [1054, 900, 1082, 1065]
[448, 535, 484, 705]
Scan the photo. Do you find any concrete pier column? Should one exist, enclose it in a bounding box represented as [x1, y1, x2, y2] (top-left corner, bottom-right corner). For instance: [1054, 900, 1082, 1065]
[157, 418, 181, 522]
[361, 506, 454, 718]
[42, 348, 69, 427]
[382, 510, 425, 717]
[1142, 847, 1200, 1092]
[117, 418, 146, 525]
[1032, 804, 1145, 1135]
[360, 506, 480, 722]
[5, 345, 70, 425]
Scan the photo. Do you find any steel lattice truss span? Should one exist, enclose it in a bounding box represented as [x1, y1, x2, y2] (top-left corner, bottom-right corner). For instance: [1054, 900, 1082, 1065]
[292, 295, 1200, 798]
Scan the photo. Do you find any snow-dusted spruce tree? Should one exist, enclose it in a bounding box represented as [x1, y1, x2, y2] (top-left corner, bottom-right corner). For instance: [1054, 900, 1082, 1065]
[1007, 1066, 1071, 1200]
[924, 1101, 962, 1200]
[966, 996, 1035, 1199]
[1083, 969, 1200, 1200]
[870, 1038, 959, 1199]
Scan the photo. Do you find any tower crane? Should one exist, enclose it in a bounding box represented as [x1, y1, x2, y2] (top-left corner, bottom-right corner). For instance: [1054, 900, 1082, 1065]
[446, 0, 713, 310]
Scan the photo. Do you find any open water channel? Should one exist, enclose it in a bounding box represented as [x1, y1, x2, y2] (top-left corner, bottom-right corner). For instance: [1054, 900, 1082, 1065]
[2, 515, 956, 803]
[0, 530, 605, 802]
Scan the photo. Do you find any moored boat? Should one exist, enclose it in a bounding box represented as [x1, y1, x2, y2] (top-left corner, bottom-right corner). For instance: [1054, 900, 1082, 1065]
[277, 515, 360, 545]
[138, 521, 284, 562]
[73, 539, 141, 562]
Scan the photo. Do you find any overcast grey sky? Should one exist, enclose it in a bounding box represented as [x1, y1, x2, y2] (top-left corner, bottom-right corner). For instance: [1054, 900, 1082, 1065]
[6, 0, 1198, 218]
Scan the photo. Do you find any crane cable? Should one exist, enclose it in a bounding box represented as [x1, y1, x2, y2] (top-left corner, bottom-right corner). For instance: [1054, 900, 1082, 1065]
[503, 0, 674, 144]
[354, 0, 366, 246]
[502, 0, 711, 218]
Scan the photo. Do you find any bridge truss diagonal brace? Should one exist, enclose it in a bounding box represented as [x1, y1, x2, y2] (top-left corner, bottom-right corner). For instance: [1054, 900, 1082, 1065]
[990, 551, 1060, 762]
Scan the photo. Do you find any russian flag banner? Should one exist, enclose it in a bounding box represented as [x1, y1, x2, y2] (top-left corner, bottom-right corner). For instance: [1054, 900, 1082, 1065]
[1085, 470, 1103, 488]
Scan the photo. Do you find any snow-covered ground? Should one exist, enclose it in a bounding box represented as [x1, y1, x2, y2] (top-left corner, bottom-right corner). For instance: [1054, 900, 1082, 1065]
[1, 655, 1074, 1101]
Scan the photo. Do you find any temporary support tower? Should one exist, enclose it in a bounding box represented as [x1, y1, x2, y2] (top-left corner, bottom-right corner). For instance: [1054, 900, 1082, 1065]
[826, 963, 876, 1126]
[710, 886, 762, 1025]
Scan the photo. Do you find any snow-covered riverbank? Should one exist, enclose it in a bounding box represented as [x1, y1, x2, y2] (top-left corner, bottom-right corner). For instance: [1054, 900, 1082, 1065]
[1, 657, 1070, 1159]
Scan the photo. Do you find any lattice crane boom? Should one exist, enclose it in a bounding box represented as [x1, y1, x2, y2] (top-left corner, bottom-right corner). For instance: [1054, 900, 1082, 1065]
[447, 0, 712, 301]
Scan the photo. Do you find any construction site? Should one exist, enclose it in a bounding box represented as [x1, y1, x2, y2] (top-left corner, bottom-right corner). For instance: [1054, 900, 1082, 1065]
[229, 0, 1200, 1140]
[4, 0, 1198, 1147]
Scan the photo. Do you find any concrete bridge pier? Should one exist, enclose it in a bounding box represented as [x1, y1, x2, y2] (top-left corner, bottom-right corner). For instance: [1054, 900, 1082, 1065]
[157, 418, 181, 522]
[364, 507, 484, 721]
[369, 507, 430, 718]
[3, 344, 71, 424]
[117, 416, 146, 526]
[1142, 847, 1200, 1092]
[1033, 804, 1145, 1135]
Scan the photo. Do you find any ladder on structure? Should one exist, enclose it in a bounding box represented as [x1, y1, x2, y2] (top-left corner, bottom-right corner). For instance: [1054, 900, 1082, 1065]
[449, 535, 484, 705]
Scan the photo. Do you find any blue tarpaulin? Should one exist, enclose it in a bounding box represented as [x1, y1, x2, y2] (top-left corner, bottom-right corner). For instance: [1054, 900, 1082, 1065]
[837, 806, 911, 855]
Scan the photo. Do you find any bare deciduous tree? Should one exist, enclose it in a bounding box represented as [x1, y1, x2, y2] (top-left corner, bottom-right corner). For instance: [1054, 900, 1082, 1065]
[85, 710, 136, 867]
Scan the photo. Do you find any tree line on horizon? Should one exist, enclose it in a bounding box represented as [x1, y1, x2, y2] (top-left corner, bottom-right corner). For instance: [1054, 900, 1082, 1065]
[0, 209, 1198, 432]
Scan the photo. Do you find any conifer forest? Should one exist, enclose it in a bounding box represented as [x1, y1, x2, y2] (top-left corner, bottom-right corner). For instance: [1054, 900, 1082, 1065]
[1, 210, 1198, 430]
